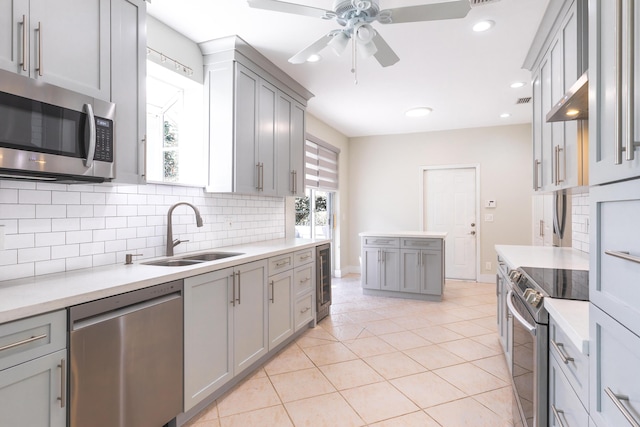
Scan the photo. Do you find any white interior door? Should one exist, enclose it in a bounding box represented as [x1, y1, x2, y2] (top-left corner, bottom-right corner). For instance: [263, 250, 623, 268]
[423, 167, 477, 280]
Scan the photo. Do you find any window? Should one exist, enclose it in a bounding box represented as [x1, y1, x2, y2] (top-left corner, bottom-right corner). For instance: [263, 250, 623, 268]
[146, 61, 205, 186]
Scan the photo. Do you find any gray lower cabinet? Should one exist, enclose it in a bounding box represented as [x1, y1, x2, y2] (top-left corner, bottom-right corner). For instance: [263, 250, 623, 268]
[589, 304, 640, 427]
[268, 269, 294, 351]
[400, 249, 442, 296]
[362, 246, 400, 291]
[549, 351, 589, 427]
[183, 260, 268, 412]
[0, 310, 67, 427]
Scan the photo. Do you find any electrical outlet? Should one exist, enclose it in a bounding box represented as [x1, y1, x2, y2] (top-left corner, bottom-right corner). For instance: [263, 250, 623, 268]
[485, 214, 494, 222]
[485, 261, 492, 270]
[224, 216, 233, 230]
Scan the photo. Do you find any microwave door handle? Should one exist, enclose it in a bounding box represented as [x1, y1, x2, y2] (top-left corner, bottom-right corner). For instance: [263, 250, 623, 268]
[506, 290, 537, 335]
[83, 103, 96, 168]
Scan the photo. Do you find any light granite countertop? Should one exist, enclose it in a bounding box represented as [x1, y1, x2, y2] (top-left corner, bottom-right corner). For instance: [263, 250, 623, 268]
[0, 238, 329, 324]
[495, 244, 590, 355]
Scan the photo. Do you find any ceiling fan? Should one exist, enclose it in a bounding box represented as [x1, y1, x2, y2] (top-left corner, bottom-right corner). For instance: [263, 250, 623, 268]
[247, 0, 475, 71]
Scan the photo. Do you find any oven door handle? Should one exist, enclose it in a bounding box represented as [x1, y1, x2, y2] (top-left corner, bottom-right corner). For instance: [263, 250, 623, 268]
[506, 290, 537, 336]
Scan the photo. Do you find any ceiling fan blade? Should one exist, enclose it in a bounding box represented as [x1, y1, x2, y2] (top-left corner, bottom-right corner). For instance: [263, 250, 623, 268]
[247, 0, 333, 19]
[380, 0, 471, 24]
[288, 33, 333, 64]
[371, 32, 399, 67]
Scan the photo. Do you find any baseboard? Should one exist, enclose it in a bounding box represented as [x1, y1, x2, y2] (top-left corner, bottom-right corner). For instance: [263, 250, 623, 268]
[333, 265, 361, 277]
[478, 273, 495, 283]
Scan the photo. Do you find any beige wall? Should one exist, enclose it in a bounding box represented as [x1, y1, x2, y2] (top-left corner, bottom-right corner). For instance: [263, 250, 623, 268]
[347, 124, 533, 278]
[288, 114, 351, 276]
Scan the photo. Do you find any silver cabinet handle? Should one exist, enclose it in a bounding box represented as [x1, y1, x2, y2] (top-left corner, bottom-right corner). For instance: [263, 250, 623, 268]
[57, 358, 66, 408]
[605, 387, 640, 427]
[555, 145, 564, 184]
[269, 280, 274, 303]
[533, 159, 541, 190]
[230, 273, 236, 306]
[294, 170, 298, 193]
[605, 250, 640, 264]
[506, 290, 536, 335]
[616, 0, 624, 165]
[275, 259, 290, 267]
[20, 15, 27, 71]
[299, 254, 311, 260]
[551, 405, 567, 427]
[300, 276, 310, 283]
[83, 104, 96, 167]
[36, 21, 43, 76]
[300, 306, 311, 314]
[237, 271, 241, 304]
[626, 0, 640, 161]
[540, 220, 544, 237]
[550, 340, 574, 364]
[0, 333, 47, 352]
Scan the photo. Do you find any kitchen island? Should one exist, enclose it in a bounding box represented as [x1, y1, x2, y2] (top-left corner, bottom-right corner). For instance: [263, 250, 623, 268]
[360, 231, 447, 301]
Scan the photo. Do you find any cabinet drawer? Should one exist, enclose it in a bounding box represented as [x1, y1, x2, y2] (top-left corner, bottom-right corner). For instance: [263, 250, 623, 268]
[293, 248, 315, 267]
[269, 252, 294, 275]
[550, 317, 589, 408]
[294, 264, 314, 297]
[401, 238, 441, 250]
[362, 237, 399, 248]
[590, 304, 640, 427]
[591, 180, 640, 334]
[0, 311, 66, 372]
[549, 352, 590, 427]
[294, 293, 314, 331]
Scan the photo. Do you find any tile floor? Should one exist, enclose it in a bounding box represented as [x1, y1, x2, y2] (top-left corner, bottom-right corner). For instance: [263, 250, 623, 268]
[184, 275, 515, 427]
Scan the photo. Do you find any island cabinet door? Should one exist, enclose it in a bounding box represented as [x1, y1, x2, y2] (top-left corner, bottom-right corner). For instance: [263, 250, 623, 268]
[362, 247, 382, 290]
[400, 249, 421, 293]
[380, 250, 400, 291]
[421, 249, 443, 295]
[184, 269, 234, 412]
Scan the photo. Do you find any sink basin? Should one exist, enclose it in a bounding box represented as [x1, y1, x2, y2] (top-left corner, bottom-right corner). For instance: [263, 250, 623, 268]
[179, 252, 244, 261]
[142, 252, 244, 266]
[143, 259, 204, 267]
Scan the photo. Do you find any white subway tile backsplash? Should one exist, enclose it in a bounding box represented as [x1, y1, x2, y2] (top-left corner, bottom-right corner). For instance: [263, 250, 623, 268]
[0, 182, 285, 281]
[572, 193, 590, 254]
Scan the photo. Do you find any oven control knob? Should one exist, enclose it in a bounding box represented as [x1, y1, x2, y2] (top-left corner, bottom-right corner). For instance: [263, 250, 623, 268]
[525, 290, 543, 307]
[509, 270, 522, 283]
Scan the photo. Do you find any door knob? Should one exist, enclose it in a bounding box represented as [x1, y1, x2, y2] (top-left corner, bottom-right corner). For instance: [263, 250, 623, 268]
[470, 223, 476, 227]
[469, 231, 476, 235]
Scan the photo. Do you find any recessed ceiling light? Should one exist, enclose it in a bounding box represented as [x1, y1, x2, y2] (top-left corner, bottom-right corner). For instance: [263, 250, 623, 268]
[473, 20, 495, 32]
[306, 54, 321, 63]
[500, 113, 511, 118]
[510, 82, 525, 89]
[405, 107, 433, 117]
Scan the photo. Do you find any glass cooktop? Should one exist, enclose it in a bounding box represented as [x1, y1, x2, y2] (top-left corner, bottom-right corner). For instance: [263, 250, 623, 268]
[519, 267, 589, 301]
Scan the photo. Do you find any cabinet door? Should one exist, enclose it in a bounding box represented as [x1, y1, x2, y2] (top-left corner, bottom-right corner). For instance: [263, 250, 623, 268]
[233, 260, 268, 375]
[590, 304, 640, 427]
[589, 0, 640, 185]
[257, 79, 278, 196]
[362, 247, 381, 290]
[380, 249, 400, 291]
[290, 100, 305, 197]
[400, 249, 420, 293]
[532, 70, 543, 191]
[0, 349, 66, 427]
[541, 56, 554, 191]
[0, 0, 28, 74]
[234, 64, 260, 194]
[268, 270, 293, 351]
[110, 0, 146, 184]
[30, 0, 110, 99]
[560, 5, 580, 189]
[276, 92, 306, 197]
[421, 249, 443, 295]
[590, 179, 640, 335]
[550, 34, 565, 190]
[184, 269, 234, 411]
[549, 352, 589, 427]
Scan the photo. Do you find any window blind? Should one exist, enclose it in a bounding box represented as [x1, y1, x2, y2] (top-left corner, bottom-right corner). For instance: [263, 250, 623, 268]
[304, 136, 339, 191]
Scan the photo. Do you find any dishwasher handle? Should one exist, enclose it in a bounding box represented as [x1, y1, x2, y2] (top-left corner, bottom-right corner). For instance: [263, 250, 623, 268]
[72, 293, 181, 331]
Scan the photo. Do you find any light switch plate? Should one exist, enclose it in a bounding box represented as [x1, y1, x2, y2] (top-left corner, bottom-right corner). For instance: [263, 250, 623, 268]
[486, 199, 497, 208]
[485, 214, 494, 222]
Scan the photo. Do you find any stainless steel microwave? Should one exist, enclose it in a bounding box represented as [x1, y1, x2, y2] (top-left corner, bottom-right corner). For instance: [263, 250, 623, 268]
[0, 69, 115, 183]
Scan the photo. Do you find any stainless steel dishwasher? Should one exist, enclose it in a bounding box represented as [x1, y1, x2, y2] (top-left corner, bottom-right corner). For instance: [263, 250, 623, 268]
[69, 280, 183, 427]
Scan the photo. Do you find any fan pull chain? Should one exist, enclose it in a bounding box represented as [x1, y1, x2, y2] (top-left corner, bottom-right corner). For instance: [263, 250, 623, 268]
[351, 37, 358, 84]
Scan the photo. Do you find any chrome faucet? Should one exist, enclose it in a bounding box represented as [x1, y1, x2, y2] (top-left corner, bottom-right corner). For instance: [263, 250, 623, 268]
[166, 202, 204, 257]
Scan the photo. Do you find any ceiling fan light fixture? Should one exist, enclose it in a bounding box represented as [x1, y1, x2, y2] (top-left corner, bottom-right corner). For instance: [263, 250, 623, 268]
[500, 112, 511, 118]
[473, 20, 494, 32]
[510, 81, 525, 89]
[306, 54, 322, 62]
[328, 31, 350, 55]
[405, 107, 433, 117]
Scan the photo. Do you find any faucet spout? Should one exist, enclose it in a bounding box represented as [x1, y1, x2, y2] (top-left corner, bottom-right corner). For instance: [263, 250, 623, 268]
[166, 202, 204, 257]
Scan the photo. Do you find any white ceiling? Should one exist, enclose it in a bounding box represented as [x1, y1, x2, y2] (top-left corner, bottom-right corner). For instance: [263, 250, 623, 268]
[147, 0, 549, 138]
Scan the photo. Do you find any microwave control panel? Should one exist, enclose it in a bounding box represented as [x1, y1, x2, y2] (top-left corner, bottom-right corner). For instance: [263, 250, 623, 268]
[94, 118, 114, 162]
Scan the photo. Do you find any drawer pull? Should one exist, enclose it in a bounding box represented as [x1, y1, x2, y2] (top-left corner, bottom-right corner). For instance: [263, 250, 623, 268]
[58, 358, 66, 408]
[300, 277, 310, 283]
[551, 405, 567, 427]
[605, 387, 640, 427]
[299, 254, 311, 260]
[275, 260, 290, 267]
[605, 250, 640, 265]
[300, 306, 311, 314]
[0, 333, 48, 352]
[550, 340, 574, 364]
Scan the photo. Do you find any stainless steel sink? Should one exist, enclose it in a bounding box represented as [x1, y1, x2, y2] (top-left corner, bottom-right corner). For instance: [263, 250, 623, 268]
[180, 252, 244, 262]
[142, 252, 244, 266]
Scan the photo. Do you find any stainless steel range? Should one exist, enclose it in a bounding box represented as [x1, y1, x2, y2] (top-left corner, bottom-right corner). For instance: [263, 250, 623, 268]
[506, 266, 589, 427]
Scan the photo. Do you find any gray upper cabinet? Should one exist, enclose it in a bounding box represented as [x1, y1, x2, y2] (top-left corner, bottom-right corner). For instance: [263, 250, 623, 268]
[0, 0, 111, 100]
[589, 0, 640, 185]
[110, 0, 146, 184]
[201, 36, 312, 196]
